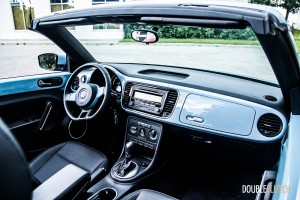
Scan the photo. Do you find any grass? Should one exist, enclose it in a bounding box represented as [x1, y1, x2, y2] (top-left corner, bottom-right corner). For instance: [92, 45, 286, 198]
[292, 30, 300, 51]
[294, 40, 300, 51]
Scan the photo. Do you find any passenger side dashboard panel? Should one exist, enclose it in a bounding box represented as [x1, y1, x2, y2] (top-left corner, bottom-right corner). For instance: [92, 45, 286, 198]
[104, 64, 287, 143]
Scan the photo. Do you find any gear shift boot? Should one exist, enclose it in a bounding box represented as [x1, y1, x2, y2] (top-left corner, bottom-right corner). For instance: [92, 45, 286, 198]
[113, 141, 139, 179]
[113, 159, 139, 179]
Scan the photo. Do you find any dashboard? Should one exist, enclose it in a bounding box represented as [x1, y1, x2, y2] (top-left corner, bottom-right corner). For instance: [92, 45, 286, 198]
[73, 64, 287, 143]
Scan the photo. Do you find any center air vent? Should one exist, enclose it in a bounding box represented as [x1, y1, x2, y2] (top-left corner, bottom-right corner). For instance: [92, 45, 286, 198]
[71, 76, 80, 91]
[123, 82, 134, 107]
[162, 90, 178, 117]
[257, 113, 283, 137]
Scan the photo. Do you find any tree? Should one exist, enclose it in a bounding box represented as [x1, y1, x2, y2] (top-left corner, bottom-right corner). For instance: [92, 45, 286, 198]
[281, 0, 300, 20]
[249, 0, 280, 6]
[250, 0, 300, 20]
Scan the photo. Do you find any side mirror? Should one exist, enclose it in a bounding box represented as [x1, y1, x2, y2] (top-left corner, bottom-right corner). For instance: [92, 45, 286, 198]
[131, 29, 159, 44]
[38, 53, 68, 71]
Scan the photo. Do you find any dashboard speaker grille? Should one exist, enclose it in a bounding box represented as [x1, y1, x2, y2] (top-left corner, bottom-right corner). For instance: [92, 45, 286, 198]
[123, 82, 134, 107]
[162, 90, 178, 117]
[257, 113, 283, 137]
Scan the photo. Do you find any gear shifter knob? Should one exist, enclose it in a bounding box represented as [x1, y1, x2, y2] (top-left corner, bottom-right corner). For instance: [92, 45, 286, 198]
[125, 141, 135, 158]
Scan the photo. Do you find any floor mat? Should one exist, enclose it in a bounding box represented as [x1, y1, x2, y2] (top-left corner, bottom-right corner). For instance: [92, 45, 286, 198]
[138, 145, 264, 200]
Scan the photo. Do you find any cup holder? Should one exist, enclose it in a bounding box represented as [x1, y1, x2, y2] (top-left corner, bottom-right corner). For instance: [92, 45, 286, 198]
[91, 188, 117, 200]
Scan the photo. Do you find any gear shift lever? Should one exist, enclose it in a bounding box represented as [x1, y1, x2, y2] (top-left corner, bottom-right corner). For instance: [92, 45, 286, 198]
[115, 141, 136, 177]
[125, 141, 135, 159]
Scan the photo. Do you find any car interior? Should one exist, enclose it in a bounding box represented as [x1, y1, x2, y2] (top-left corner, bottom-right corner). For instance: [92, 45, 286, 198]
[1, 2, 299, 200]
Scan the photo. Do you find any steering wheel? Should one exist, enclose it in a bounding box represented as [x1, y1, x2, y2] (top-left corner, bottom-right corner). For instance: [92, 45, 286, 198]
[63, 63, 111, 121]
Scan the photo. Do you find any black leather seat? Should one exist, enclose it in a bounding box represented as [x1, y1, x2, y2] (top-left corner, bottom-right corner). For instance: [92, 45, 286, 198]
[0, 118, 108, 199]
[29, 141, 108, 188]
[0, 119, 32, 200]
[121, 189, 178, 200]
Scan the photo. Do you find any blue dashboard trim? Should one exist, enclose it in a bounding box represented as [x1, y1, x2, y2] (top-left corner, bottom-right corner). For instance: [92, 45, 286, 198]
[0, 72, 71, 96]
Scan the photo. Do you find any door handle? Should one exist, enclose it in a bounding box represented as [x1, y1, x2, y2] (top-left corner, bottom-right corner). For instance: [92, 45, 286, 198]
[186, 115, 204, 123]
[38, 80, 52, 87]
[37, 77, 63, 88]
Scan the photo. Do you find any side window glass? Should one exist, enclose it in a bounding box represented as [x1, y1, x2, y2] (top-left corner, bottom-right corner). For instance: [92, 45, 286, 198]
[0, 35, 66, 79]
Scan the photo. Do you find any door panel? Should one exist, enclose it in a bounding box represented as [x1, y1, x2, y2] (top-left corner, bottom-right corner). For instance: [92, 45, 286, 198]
[0, 72, 71, 161]
[273, 114, 300, 200]
[0, 72, 70, 96]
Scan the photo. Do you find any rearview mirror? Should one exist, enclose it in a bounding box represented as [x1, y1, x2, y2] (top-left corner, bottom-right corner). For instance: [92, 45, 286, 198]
[131, 29, 159, 44]
[38, 53, 67, 71]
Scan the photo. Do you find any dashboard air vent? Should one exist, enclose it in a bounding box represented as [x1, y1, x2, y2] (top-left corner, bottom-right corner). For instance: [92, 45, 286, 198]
[257, 113, 283, 137]
[123, 82, 134, 107]
[162, 90, 178, 117]
[71, 76, 80, 90]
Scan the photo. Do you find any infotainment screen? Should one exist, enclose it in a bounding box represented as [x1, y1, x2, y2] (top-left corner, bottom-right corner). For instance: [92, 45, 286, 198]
[134, 91, 162, 103]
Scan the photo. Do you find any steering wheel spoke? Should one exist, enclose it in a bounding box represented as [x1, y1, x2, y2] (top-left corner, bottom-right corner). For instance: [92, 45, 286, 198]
[96, 86, 105, 99]
[65, 92, 76, 102]
[77, 109, 91, 120]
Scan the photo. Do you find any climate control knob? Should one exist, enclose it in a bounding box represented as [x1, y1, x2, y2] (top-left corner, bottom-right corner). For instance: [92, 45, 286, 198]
[154, 107, 160, 112]
[149, 129, 157, 140]
[130, 124, 138, 134]
[140, 128, 146, 137]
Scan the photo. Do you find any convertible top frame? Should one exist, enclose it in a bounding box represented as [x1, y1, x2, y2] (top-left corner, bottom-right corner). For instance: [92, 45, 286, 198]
[31, 2, 288, 35]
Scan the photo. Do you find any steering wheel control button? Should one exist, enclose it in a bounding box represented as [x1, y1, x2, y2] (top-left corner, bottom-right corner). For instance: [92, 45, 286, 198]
[149, 129, 158, 140]
[139, 128, 146, 137]
[130, 124, 138, 134]
[81, 75, 87, 83]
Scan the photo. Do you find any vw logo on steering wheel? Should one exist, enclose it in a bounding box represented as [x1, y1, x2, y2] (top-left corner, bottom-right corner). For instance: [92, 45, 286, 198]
[79, 89, 88, 99]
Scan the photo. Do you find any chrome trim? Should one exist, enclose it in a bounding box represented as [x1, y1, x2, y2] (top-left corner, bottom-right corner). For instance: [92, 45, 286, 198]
[39, 103, 52, 131]
[9, 119, 39, 130]
[186, 115, 204, 123]
[68, 120, 87, 140]
[113, 160, 139, 179]
[123, 81, 179, 119]
[87, 187, 118, 200]
[149, 129, 158, 140]
[104, 65, 287, 142]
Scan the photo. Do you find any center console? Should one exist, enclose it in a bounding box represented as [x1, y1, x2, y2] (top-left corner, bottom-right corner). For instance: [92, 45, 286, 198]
[87, 116, 163, 200]
[111, 116, 162, 181]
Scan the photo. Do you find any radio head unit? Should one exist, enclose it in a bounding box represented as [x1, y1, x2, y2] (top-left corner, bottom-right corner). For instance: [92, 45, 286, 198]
[128, 85, 168, 115]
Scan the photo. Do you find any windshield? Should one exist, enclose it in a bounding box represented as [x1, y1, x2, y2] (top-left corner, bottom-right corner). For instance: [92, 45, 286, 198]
[68, 23, 277, 84]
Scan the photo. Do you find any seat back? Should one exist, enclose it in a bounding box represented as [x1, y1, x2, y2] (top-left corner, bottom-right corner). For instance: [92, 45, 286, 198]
[0, 118, 31, 200]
